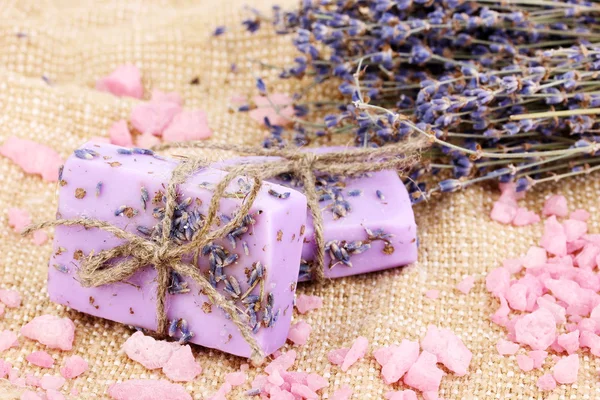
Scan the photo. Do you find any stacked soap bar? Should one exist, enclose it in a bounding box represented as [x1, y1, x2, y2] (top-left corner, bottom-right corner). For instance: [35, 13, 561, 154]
[220, 149, 418, 281]
[49, 142, 307, 358]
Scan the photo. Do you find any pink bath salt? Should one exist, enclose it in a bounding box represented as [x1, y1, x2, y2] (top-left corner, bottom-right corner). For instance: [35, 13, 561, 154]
[0, 359, 11, 378]
[563, 219, 588, 242]
[26, 351, 55, 368]
[545, 278, 598, 316]
[95, 65, 144, 99]
[33, 230, 49, 246]
[456, 276, 475, 295]
[306, 373, 328, 392]
[162, 345, 202, 382]
[516, 354, 533, 372]
[557, 331, 579, 355]
[0, 330, 19, 352]
[570, 209, 590, 222]
[539, 216, 567, 257]
[130, 101, 181, 136]
[60, 355, 88, 379]
[574, 268, 600, 292]
[20, 391, 44, 400]
[491, 296, 510, 327]
[537, 374, 556, 391]
[499, 182, 525, 200]
[543, 195, 568, 217]
[328, 348, 349, 366]
[522, 246, 547, 270]
[490, 200, 517, 224]
[151, 89, 183, 106]
[536, 297, 566, 325]
[512, 208, 540, 227]
[578, 318, 597, 333]
[374, 346, 397, 367]
[136, 133, 161, 149]
[380, 340, 420, 384]
[486, 268, 511, 298]
[514, 308, 556, 351]
[506, 283, 527, 311]
[341, 336, 369, 372]
[224, 371, 246, 387]
[249, 94, 295, 127]
[580, 331, 600, 356]
[295, 295, 323, 314]
[265, 350, 297, 374]
[496, 339, 519, 356]
[550, 340, 564, 353]
[46, 390, 66, 400]
[163, 110, 213, 142]
[122, 331, 180, 370]
[421, 325, 472, 376]
[0, 137, 63, 182]
[574, 243, 600, 270]
[108, 379, 192, 400]
[503, 258, 523, 275]
[590, 303, 600, 326]
[425, 289, 439, 299]
[89, 136, 111, 144]
[403, 351, 444, 392]
[567, 240, 587, 254]
[10, 368, 26, 387]
[0, 289, 22, 308]
[40, 375, 66, 390]
[268, 368, 285, 386]
[7, 208, 32, 233]
[26, 373, 41, 387]
[330, 385, 353, 400]
[21, 315, 75, 351]
[108, 120, 133, 147]
[287, 321, 312, 346]
[553, 354, 579, 384]
[290, 383, 318, 399]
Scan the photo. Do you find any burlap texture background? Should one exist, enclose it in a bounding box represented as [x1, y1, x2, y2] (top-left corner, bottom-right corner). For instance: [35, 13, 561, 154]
[0, 1, 599, 399]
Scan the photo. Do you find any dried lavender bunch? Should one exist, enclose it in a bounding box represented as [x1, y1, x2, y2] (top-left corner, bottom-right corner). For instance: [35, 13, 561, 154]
[238, 0, 600, 203]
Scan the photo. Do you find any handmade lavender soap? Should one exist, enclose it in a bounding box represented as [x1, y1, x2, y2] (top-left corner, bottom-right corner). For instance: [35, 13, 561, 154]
[49, 142, 307, 358]
[221, 149, 418, 280]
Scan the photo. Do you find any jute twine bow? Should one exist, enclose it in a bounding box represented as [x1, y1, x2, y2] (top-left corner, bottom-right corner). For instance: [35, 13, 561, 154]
[23, 137, 425, 365]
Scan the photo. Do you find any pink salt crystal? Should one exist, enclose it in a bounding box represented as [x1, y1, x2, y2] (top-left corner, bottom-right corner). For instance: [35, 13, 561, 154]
[550, 340, 564, 353]
[540, 216, 567, 257]
[456, 276, 475, 295]
[523, 246, 547, 269]
[287, 321, 312, 346]
[136, 133, 161, 149]
[499, 182, 525, 200]
[490, 200, 517, 224]
[379, 340, 420, 384]
[7, 208, 32, 234]
[331, 385, 352, 400]
[26, 351, 54, 368]
[506, 283, 527, 311]
[60, 355, 88, 379]
[108, 379, 192, 400]
[553, 354, 579, 384]
[130, 101, 181, 136]
[579, 331, 600, 356]
[496, 339, 519, 356]
[290, 383, 318, 399]
[0, 359, 11, 379]
[268, 369, 285, 386]
[0, 330, 19, 352]
[33, 230, 49, 246]
[249, 94, 295, 127]
[516, 354, 533, 372]
[570, 209, 590, 222]
[122, 331, 180, 370]
[224, 371, 246, 387]
[162, 110, 213, 142]
[590, 303, 600, 326]
[578, 318, 597, 333]
[328, 348, 349, 366]
[545, 278, 597, 316]
[0, 289, 21, 308]
[151, 89, 183, 106]
[0, 137, 63, 182]
[295, 295, 323, 314]
[537, 374, 556, 391]
[557, 331, 579, 354]
[512, 207, 540, 227]
[425, 289, 439, 299]
[306, 373, 328, 392]
[543, 195, 568, 217]
[536, 297, 566, 325]
[563, 219, 588, 242]
[486, 268, 511, 298]
[162, 345, 202, 382]
[108, 120, 133, 147]
[421, 325, 472, 376]
[567, 240, 587, 254]
[341, 336, 369, 372]
[46, 390, 66, 400]
[265, 350, 297, 374]
[21, 315, 75, 351]
[491, 296, 510, 326]
[26, 373, 41, 387]
[40, 375, 65, 390]
[9, 368, 25, 387]
[20, 391, 44, 400]
[403, 351, 444, 392]
[515, 308, 556, 350]
[574, 243, 600, 270]
[95, 65, 144, 99]
[503, 258, 523, 275]
[89, 136, 111, 144]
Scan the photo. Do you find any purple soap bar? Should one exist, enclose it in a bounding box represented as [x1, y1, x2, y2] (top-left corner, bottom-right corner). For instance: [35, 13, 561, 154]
[220, 149, 418, 280]
[49, 142, 307, 358]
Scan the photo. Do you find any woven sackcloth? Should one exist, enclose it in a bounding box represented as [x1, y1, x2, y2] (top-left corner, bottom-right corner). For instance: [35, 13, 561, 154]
[0, 1, 599, 399]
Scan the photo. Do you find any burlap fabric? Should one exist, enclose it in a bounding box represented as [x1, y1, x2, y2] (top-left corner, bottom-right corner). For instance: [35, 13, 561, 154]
[0, 1, 599, 399]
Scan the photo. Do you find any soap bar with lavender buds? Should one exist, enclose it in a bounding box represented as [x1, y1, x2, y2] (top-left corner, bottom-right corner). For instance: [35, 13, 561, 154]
[49, 142, 307, 358]
[220, 149, 418, 281]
